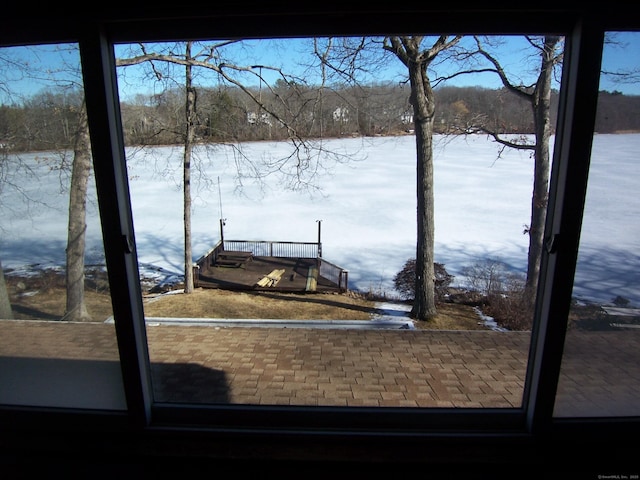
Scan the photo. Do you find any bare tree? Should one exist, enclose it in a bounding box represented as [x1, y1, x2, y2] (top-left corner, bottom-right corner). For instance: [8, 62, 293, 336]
[183, 42, 196, 293]
[2, 45, 94, 321]
[0, 254, 11, 319]
[383, 36, 462, 321]
[1, 50, 21, 319]
[311, 35, 461, 321]
[116, 40, 355, 292]
[601, 33, 640, 88]
[453, 36, 563, 303]
[64, 101, 92, 321]
[0, 48, 46, 319]
[0, 119, 12, 319]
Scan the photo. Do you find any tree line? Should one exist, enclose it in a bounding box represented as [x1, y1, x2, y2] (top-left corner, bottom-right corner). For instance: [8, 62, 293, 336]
[1, 85, 638, 152]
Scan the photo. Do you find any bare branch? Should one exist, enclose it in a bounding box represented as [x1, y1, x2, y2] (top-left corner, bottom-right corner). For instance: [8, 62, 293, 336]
[117, 41, 366, 194]
[433, 67, 498, 87]
[472, 36, 533, 101]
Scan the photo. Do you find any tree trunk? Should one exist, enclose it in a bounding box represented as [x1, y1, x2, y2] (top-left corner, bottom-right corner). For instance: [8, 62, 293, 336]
[408, 61, 437, 321]
[525, 36, 558, 302]
[183, 42, 195, 294]
[0, 257, 13, 319]
[65, 104, 92, 321]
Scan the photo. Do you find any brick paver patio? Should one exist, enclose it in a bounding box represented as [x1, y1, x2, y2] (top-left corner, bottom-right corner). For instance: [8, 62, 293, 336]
[1, 320, 638, 416]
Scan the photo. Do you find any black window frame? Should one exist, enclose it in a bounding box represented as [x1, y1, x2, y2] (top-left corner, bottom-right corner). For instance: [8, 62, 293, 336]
[1, 5, 638, 465]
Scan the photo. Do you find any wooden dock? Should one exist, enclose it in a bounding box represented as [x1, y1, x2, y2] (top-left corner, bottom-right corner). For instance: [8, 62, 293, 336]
[195, 255, 338, 293]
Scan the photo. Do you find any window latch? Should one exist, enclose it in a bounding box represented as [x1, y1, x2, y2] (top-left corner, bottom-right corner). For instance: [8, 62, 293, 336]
[123, 234, 134, 254]
[545, 233, 560, 254]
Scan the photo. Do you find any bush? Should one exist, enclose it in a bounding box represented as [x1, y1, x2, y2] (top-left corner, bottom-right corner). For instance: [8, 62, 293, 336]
[483, 273, 533, 330]
[460, 258, 508, 297]
[460, 259, 532, 330]
[393, 259, 453, 302]
[612, 295, 630, 307]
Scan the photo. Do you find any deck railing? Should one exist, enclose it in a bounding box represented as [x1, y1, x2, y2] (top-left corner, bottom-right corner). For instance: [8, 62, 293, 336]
[223, 240, 319, 258]
[194, 240, 348, 290]
[319, 259, 349, 291]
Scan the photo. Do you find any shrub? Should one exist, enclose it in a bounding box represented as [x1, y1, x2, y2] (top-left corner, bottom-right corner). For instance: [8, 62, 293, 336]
[460, 258, 508, 296]
[612, 295, 630, 307]
[461, 259, 532, 330]
[393, 259, 454, 302]
[483, 273, 533, 330]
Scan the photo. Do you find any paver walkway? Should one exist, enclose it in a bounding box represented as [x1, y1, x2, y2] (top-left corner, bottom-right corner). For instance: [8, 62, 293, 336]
[147, 326, 529, 408]
[1, 320, 639, 416]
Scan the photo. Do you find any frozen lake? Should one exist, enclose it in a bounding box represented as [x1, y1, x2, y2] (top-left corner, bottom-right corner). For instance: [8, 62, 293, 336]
[1, 134, 638, 306]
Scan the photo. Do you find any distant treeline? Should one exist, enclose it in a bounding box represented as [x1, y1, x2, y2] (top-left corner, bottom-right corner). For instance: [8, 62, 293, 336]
[1, 84, 638, 152]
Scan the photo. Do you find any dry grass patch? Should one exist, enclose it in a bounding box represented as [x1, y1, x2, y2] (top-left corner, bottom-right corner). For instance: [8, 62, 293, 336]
[5, 268, 491, 330]
[9, 286, 114, 322]
[143, 288, 376, 320]
[143, 288, 487, 329]
[412, 303, 487, 330]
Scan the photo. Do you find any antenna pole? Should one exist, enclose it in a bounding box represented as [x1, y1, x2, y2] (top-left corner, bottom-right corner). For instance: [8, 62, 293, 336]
[218, 177, 226, 248]
[218, 176, 224, 221]
[316, 219, 322, 258]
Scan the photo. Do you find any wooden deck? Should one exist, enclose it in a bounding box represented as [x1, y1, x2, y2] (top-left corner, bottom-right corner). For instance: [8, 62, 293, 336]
[195, 255, 341, 293]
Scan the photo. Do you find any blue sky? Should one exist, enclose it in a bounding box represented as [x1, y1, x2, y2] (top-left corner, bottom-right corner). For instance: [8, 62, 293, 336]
[115, 34, 640, 97]
[1, 33, 639, 104]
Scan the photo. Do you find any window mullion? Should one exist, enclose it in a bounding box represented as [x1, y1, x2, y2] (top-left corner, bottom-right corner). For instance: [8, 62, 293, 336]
[525, 19, 605, 433]
[79, 24, 153, 426]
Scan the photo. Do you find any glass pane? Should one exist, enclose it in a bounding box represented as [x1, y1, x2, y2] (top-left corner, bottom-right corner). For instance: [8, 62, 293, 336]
[0, 44, 126, 409]
[554, 32, 640, 417]
[115, 36, 561, 407]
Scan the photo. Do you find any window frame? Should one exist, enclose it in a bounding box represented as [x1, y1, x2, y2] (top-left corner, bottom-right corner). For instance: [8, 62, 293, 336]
[1, 5, 638, 451]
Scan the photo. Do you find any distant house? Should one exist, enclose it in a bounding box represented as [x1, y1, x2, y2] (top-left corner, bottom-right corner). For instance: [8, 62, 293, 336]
[246, 111, 272, 126]
[332, 107, 349, 123]
[401, 111, 414, 125]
